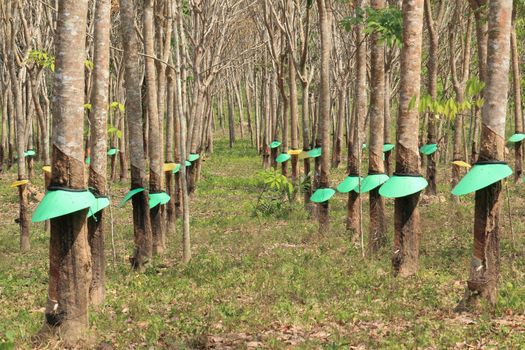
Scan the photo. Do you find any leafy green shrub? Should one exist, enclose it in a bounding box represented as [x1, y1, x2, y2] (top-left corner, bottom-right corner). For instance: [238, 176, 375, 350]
[253, 170, 294, 218]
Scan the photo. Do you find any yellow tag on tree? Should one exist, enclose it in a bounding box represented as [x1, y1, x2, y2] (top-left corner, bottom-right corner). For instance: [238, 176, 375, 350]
[11, 180, 29, 188]
[452, 161, 471, 168]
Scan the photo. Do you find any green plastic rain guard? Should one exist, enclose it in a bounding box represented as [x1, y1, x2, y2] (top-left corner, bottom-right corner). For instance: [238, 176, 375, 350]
[88, 196, 110, 217]
[24, 150, 36, 157]
[308, 147, 322, 158]
[107, 148, 118, 156]
[362, 143, 367, 150]
[310, 188, 336, 203]
[185, 160, 192, 166]
[119, 187, 144, 207]
[420, 144, 438, 155]
[149, 192, 171, 209]
[336, 176, 361, 193]
[451, 162, 513, 196]
[32, 188, 96, 223]
[85, 156, 91, 165]
[172, 164, 181, 174]
[508, 133, 525, 143]
[269, 141, 281, 149]
[276, 153, 291, 163]
[188, 153, 200, 162]
[383, 144, 395, 152]
[356, 174, 389, 194]
[379, 174, 428, 198]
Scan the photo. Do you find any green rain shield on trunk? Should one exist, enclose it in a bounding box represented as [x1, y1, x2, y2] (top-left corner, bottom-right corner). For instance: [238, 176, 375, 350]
[383, 144, 395, 152]
[32, 188, 96, 223]
[269, 141, 281, 149]
[508, 133, 525, 143]
[149, 192, 171, 209]
[185, 160, 191, 166]
[88, 196, 110, 217]
[310, 188, 336, 203]
[85, 156, 91, 165]
[188, 153, 200, 162]
[336, 176, 362, 193]
[276, 153, 291, 163]
[24, 150, 36, 157]
[419, 143, 437, 155]
[451, 162, 513, 196]
[119, 187, 144, 207]
[107, 148, 119, 156]
[172, 164, 181, 174]
[356, 174, 389, 194]
[379, 174, 428, 198]
[307, 147, 322, 158]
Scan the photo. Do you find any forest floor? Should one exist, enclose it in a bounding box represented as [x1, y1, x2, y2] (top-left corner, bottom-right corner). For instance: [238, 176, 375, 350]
[1, 138, 525, 349]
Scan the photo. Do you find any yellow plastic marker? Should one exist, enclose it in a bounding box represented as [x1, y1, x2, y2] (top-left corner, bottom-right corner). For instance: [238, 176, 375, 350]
[452, 160, 472, 168]
[11, 179, 29, 188]
[42, 166, 51, 173]
[287, 149, 302, 156]
[163, 163, 178, 172]
[298, 151, 310, 160]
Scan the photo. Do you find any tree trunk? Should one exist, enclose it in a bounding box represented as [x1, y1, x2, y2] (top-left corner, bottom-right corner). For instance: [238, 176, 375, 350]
[87, 0, 111, 307]
[392, 0, 424, 277]
[173, 0, 191, 262]
[368, 0, 386, 254]
[347, 2, 367, 235]
[43, 0, 91, 341]
[423, 0, 439, 195]
[316, 0, 333, 233]
[144, 0, 166, 255]
[511, 24, 522, 181]
[7, 4, 30, 252]
[459, 0, 512, 309]
[121, 0, 153, 270]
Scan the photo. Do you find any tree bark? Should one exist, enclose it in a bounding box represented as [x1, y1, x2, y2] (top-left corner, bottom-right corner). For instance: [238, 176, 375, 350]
[392, 0, 424, 277]
[144, 0, 166, 255]
[43, 0, 91, 341]
[121, 0, 153, 269]
[368, 0, 386, 254]
[511, 23, 522, 181]
[459, 0, 512, 309]
[316, 0, 333, 233]
[347, 1, 367, 234]
[88, 0, 111, 307]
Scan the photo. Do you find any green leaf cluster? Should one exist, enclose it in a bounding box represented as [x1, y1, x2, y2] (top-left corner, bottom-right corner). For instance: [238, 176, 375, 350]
[27, 50, 55, 71]
[341, 6, 403, 48]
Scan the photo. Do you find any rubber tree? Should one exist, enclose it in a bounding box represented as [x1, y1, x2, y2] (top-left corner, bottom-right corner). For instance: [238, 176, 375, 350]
[391, 0, 424, 277]
[43, 0, 91, 341]
[449, 1, 472, 192]
[121, 0, 153, 269]
[316, 0, 333, 232]
[173, 0, 191, 262]
[368, 0, 387, 254]
[144, 0, 166, 255]
[468, 0, 488, 164]
[87, 0, 111, 307]
[347, 0, 367, 234]
[423, 0, 445, 195]
[510, 13, 522, 181]
[6, 0, 30, 252]
[459, 0, 512, 309]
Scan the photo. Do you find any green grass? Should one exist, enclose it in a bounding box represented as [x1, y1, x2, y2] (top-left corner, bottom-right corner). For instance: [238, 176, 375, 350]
[1, 138, 525, 349]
